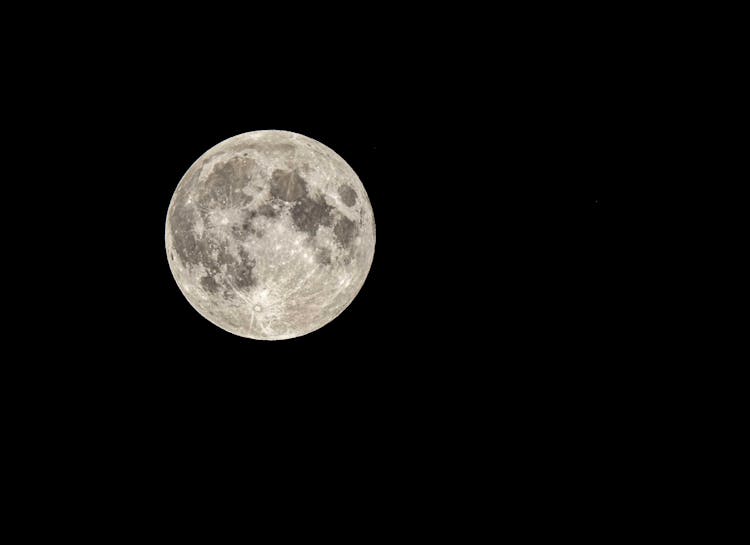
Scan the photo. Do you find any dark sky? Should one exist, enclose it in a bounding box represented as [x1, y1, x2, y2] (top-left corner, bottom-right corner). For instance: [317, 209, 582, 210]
[19, 11, 635, 496]
[68, 67, 614, 425]
[38, 16, 619, 389]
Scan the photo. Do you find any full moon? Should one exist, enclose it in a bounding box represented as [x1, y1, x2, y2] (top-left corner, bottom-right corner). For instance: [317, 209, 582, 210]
[165, 130, 376, 340]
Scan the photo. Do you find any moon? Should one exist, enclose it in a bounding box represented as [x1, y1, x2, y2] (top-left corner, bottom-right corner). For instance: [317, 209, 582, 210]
[165, 130, 376, 340]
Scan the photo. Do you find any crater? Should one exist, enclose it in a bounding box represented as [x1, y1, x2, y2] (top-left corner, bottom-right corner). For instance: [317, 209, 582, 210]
[291, 195, 333, 236]
[334, 216, 358, 247]
[338, 184, 357, 207]
[270, 169, 308, 202]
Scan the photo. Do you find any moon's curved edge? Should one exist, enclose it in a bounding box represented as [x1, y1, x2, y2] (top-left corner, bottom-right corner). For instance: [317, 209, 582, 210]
[163, 129, 376, 340]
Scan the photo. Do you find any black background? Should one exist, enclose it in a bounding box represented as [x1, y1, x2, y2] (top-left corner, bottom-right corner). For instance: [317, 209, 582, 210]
[71, 49, 611, 455]
[9, 7, 731, 533]
[15, 8, 639, 516]
[36, 12, 619, 422]
[86, 71, 608, 385]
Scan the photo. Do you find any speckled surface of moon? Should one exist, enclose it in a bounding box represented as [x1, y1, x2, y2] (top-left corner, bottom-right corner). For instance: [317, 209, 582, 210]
[165, 130, 375, 340]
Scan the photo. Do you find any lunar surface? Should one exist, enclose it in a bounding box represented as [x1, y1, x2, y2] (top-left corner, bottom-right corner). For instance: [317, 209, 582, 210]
[165, 130, 375, 340]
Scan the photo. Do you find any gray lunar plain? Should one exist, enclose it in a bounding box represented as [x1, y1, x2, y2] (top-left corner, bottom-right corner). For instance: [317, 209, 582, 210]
[165, 130, 376, 340]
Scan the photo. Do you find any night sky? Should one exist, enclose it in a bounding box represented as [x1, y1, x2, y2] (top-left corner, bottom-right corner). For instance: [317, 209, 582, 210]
[18, 10, 634, 509]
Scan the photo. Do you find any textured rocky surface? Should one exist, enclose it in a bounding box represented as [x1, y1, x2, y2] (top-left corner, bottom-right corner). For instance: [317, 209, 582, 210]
[165, 130, 376, 340]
